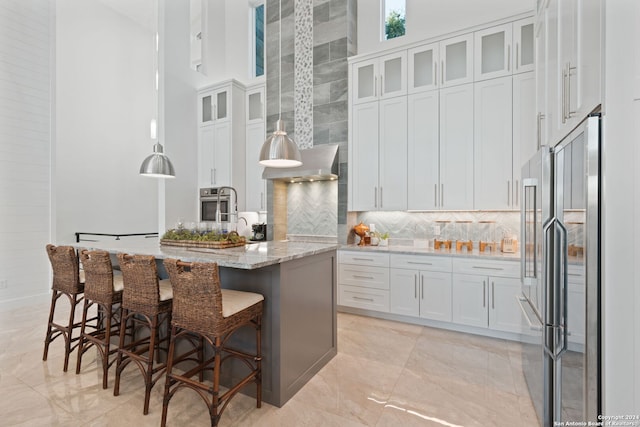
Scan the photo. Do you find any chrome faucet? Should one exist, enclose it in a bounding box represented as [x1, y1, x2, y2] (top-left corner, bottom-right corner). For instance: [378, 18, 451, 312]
[215, 186, 238, 225]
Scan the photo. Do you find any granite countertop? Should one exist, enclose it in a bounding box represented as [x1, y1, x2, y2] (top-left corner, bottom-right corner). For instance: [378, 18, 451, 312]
[69, 238, 339, 270]
[340, 243, 521, 261]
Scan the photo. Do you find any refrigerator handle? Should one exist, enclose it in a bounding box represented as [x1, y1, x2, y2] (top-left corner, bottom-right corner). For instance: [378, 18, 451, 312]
[542, 216, 556, 359]
[557, 219, 569, 357]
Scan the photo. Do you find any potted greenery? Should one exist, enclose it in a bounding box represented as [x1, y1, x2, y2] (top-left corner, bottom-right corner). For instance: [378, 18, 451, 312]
[371, 231, 390, 247]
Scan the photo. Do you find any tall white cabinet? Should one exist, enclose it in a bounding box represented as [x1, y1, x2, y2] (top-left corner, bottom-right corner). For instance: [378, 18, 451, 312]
[197, 80, 246, 209]
[350, 14, 535, 212]
[245, 84, 267, 212]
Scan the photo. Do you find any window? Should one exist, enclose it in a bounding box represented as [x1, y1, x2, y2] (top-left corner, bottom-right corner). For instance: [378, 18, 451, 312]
[252, 3, 265, 77]
[383, 0, 406, 40]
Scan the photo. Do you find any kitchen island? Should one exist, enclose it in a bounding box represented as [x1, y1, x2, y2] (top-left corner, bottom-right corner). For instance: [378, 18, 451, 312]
[70, 239, 338, 407]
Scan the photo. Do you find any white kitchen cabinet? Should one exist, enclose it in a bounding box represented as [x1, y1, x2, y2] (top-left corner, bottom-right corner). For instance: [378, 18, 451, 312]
[513, 18, 535, 73]
[452, 259, 522, 333]
[245, 84, 266, 212]
[534, 12, 548, 149]
[439, 83, 474, 209]
[474, 23, 513, 81]
[408, 43, 440, 94]
[513, 72, 536, 181]
[351, 97, 407, 211]
[407, 91, 439, 210]
[338, 251, 390, 312]
[197, 80, 246, 202]
[474, 76, 513, 210]
[440, 33, 474, 88]
[352, 52, 407, 104]
[538, 0, 601, 146]
[390, 254, 452, 322]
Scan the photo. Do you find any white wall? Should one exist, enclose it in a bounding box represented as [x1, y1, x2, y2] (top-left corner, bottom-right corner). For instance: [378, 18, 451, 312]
[357, 0, 532, 55]
[55, 0, 159, 242]
[602, 0, 640, 415]
[0, 0, 52, 307]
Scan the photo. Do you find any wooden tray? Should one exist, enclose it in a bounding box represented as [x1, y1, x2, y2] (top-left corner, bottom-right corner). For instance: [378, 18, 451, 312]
[160, 238, 246, 249]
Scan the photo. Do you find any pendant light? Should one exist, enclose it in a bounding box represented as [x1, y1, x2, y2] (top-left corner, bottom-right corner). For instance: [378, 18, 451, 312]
[140, 6, 175, 178]
[259, 0, 302, 168]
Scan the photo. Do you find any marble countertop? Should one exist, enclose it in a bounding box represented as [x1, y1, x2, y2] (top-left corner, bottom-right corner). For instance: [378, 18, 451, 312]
[340, 244, 521, 261]
[69, 238, 339, 270]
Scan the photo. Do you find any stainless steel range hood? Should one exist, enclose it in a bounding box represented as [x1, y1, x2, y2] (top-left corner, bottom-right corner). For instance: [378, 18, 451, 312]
[262, 144, 339, 182]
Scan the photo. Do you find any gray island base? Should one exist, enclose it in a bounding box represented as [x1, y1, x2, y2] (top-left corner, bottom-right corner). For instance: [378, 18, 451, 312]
[70, 240, 338, 407]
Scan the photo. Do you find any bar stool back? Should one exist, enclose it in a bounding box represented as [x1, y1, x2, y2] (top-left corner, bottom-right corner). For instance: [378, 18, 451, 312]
[75, 250, 125, 389]
[114, 253, 172, 415]
[43, 244, 85, 372]
[162, 259, 263, 427]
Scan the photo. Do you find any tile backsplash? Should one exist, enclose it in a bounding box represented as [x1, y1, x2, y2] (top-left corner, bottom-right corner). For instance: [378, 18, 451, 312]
[287, 181, 338, 236]
[351, 211, 521, 245]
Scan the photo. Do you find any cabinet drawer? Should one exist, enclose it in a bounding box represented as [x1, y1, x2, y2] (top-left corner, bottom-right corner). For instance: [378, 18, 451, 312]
[338, 264, 389, 290]
[339, 285, 390, 312]
[339, 250, 390, 267]
[453, 258, 520, 278]
[390, 254, 452, 272]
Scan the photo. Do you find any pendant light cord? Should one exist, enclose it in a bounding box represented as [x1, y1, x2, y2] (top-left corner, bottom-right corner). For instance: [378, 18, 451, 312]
[278, 0, 282, 121]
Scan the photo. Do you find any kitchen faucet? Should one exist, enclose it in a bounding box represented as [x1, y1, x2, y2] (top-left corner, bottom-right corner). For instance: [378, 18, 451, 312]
[215, 186, 238, 225]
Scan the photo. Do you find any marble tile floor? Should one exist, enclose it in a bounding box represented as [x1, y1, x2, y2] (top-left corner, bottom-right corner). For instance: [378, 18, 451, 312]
[0, 300, 538, 426]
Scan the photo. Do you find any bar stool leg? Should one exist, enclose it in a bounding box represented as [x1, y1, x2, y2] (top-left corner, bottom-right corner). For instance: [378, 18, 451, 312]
[256, 317, 262, 408]
[63, 294, 80, 372]
[42, 290, 60, 362]
[143, 314, 159, 415]
[113, 308, 129, 397]
[160, 325, 178, 427]
[75, 298, 92, 375]
[211, 336, 222, 427]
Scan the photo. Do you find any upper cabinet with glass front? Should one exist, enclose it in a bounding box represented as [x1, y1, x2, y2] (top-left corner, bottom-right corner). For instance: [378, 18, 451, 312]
[199, 87, 230, 126]
[408, 43, 439, 93]
[352, 52, 407, 104]
[474, 18, 534, 81]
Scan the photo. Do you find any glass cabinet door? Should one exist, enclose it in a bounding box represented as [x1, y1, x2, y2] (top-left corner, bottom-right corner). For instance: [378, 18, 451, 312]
[215, 89, 228, 121]
[514, 18, 535, 73]
[352, 58, 379, 104]
[246, 86, 265, 124]
[474, 23, 513, 81]
[380, 51, 407, 99]
[200, 94, 213, 125]
[408, 43, 439, 94]
[440, 33, 474, 87]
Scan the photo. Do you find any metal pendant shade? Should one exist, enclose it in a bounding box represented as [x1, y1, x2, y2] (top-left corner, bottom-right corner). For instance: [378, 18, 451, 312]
[259, 0, 302, 168]
[259, 119, 302, 168]
[139, 142, 175, 178]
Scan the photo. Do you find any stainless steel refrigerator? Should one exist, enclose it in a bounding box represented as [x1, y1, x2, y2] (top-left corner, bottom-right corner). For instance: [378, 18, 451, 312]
[519, 114, 601, 426]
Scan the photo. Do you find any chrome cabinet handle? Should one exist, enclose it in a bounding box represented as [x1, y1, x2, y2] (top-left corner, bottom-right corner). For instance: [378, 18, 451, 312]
[515, 180, 519, 206]
[537, 112, 545, 149]
[353, 257, 374, 261]
[491, 281, 495, 309]
[421, 275, 424, 300]
[353, 275, 375, 280]
[434, 184, 438, 207]
[380, 187, 383, 208]
[483, 280, 486, 307]
[507, 181, 511, 206]
[516, 43, 519, 70]
[353, 296, 374, 302]
[472, 266, 503, 271]
[261, 192, 264, 210]
[562, 65, 567, 123]
[407, 261, 433, 265]
[414, 274, 418, 299]
[507, 45, 511, 72]
[381, 75, 384, 96]
[567, 64, 577, 119]
[374, 186, 377, 208]
[434, 62, 438, 86]
[441, 183, 444, 207]
[441, 60, 444, 85]
[374, 76, 377, 97]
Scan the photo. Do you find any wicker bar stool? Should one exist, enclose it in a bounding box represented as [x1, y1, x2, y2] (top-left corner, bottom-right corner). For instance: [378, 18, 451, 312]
[162, 259, 263, 427]
[75, 250, 125, 389]
[43, 244, 85, 372]
[113, 253, 173, 415]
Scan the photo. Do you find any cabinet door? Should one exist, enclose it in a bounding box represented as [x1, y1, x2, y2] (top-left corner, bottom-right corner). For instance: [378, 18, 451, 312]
[213, 88, 230, 122]
[408, 43, 439, 94]
[488, 276, 522, 333]
[420, 271, 452, 322]
[408, 91, 439, 210]
[245, 122, 266, 211]
[380, 52, 407, 99]
[439, 84, 474, 209]
[379, 96, 407, 210]
[352, 58, 379, 104]
[514, 18, 535, 73]
[513, 72, 536, 205]
[198, 126, 215, 187]
[577, 0, 601, 119]
[246, 87, 265, 125]
[440, 33, 474, 87]
[452, 274, 487, 328]
[535, 14, 548, 148]
[212, 122, 231, 186]
[474, 76, 513, 210]
[351, 101, 379, 210]
[390, 269, 420, 317]
[199, 92, 214, 126]
[545, 0, 561, 144]
[474, 23, 513, 81]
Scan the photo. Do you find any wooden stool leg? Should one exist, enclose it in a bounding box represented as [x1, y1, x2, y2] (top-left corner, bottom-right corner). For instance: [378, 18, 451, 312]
[102, 304, 113, 389]
[161, 325, 177, 427]
[256, 317, 262, 408]
[63, 294, 80, 372]
[43, 290, 59, 362]
[210, 336, 222, 427]
[75, 298, 91, 374]
[113, 308, 129, 397]
[143, 315, 159, 415]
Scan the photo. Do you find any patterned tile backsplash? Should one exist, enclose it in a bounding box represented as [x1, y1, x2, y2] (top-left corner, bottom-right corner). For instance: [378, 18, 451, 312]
[287, 181, 338, 236]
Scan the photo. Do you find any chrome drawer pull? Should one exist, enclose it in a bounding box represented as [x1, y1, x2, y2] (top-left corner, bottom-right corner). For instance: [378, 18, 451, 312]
[353, 275, 375, 280]
[353, 257, 374, 262]
[353, 296, 375, 302]
[471, 266, 503, 271]
[407, 261, 433, 265]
